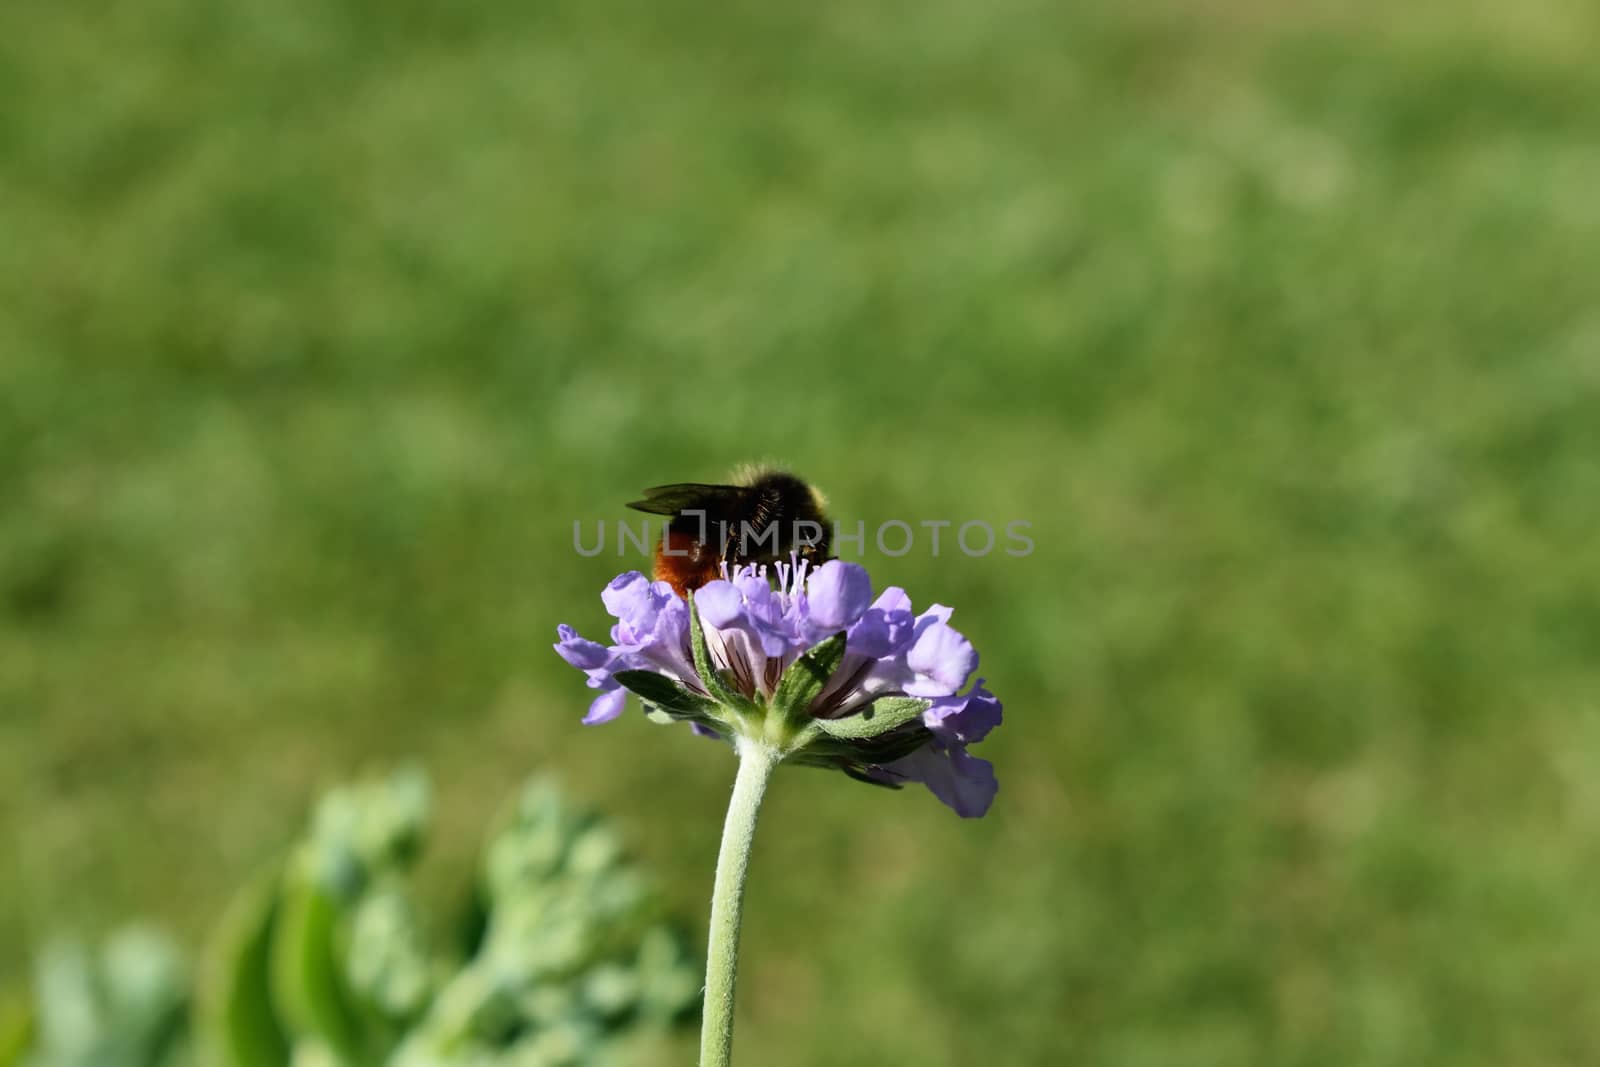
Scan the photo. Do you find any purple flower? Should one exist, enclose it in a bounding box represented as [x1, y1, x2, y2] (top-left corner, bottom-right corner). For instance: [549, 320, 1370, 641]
[553, 560, 1002, 818]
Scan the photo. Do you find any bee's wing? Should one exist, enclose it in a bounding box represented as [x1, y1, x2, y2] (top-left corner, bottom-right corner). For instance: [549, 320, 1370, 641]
[625, 483, 747, 516]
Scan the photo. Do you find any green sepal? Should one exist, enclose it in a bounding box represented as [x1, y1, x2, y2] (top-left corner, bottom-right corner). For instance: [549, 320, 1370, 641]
[688, 597, 759, 716]
[852, 727, 936, 765]
[812, 722, 935, 772]
[768, 632, 846, 728]
[842, 763, 905, 789]
[813, 696, 931, 740]
[786, 752, 905, 789]
[613, 670, 717, 719]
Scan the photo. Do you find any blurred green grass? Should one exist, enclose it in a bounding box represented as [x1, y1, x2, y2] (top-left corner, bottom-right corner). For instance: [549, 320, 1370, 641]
[3, 0, 1600, 1063]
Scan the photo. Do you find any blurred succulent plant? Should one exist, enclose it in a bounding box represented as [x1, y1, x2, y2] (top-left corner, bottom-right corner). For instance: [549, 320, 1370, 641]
[9, 926, 190, 1067]
[385, 780, 699, 1067]
[3, 772, 698, 1067]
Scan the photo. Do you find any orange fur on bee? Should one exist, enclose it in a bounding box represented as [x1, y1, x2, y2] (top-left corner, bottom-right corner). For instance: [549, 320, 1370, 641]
[653, 527, 722, 598]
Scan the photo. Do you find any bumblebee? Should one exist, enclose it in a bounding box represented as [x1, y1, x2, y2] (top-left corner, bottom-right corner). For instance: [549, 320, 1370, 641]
[627, 466, 831, 596]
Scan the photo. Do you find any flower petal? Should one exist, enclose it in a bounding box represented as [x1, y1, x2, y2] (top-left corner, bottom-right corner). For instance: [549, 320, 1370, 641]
[694, 580, 746, 629]
[923, 678, 1002, 746]
[904, 617, 977, 697]
[805, 561, 873, 634]
[601, 571, 671, 632]
[847, 610, 913, 660]
[889, 743, 998, 818]
[846, 586, 916, 659]
[582, 687, 629, 725]
[554, 624, 612, 671]
[872, 587, 913, 615]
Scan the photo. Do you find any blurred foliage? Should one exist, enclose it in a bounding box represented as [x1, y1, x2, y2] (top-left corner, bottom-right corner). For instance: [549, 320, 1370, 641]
[10, 928, 188, 1067]
[4, 0, 1600, 1064]
[3, 774, 696, 1067]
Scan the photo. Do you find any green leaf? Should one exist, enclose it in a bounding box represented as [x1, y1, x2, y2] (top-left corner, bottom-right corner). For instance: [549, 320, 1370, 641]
[612, 671, 717, 718]
[769, 632, 846, 725]
[688, 597, 757, 715]
[198, 874, 291, 1067]
[269, 880, 367, 1062]
[814, 696, 931, 740]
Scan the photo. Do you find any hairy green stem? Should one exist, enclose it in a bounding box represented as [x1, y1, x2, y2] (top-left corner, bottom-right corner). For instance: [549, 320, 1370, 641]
[700, 737, 780, 1067]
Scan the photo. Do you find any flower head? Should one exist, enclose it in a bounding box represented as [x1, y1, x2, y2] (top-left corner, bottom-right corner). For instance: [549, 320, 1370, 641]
[554, 560, 1001, 817]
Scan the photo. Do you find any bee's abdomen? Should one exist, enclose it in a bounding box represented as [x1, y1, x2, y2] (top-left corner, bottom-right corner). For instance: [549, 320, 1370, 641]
[654, 527, 722, 597]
